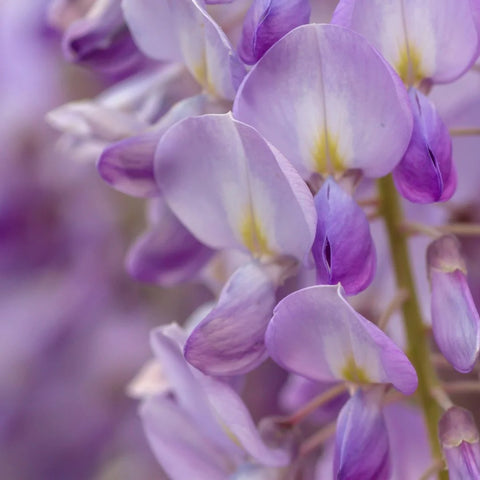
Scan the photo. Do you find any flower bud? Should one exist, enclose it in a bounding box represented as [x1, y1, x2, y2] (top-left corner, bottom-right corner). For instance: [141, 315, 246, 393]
[427, 235, 480, 373]
[439, 406, 480, 479]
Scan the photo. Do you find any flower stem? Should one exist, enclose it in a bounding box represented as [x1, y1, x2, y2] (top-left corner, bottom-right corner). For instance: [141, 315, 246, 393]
[378, 175, 446, 480]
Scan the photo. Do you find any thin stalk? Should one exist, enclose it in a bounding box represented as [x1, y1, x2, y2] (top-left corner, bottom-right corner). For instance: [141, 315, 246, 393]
[378, 175, 446, 480]
[276, 383, 347, 427]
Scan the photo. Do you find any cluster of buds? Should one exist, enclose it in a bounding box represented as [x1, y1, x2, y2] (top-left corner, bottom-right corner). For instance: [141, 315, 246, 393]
[48, 0, 480, 478]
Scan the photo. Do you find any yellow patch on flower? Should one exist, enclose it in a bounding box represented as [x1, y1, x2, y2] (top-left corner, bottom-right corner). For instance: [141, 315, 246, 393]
[312, 130, 344, 175]
[240, 209, 271, 258]
[396, 44, 424, 87]
[193, 54, 217, 97]
[341, 356, 371, 384]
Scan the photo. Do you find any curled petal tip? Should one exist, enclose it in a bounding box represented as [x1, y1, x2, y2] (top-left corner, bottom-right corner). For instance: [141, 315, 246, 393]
[238, 0, 311, 65]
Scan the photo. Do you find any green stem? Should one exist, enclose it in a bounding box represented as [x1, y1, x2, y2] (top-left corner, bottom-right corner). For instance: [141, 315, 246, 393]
[378, 176, 446, 480]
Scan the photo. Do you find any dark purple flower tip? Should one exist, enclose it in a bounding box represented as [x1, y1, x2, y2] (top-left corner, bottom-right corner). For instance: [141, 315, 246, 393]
[98, 132, 160, 198]
[427, 236, 480, 373]
[439, 407, 480, 480]
[238, 0, 311, 65]
[393, 88, 456, 204]
[334, 388, 391, 480]
[184, 262, 275, 376]
[312, 177, 376, 295]
[62, 1, 145, 75]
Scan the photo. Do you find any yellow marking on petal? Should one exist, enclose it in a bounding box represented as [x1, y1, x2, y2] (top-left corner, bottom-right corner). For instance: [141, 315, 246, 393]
[396, 44, 424, 87]
[193, 53, 217, 97]
[240, 208, 271, 258]
[341, 356, 371, 384]
[312, 130, 344, 175]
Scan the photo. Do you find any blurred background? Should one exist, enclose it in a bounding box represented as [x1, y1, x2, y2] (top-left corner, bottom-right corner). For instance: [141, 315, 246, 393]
[0, 1, 214, 478]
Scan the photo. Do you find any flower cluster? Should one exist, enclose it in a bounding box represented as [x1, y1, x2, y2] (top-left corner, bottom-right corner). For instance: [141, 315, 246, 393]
[47, 0, 480, 479]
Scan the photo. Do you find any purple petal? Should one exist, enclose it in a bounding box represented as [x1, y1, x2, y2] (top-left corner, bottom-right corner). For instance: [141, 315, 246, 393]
[393, 88, 456, 203]
[140, 395, 234, 480]
[312, 177, 375, 295]
[126, 200, 214, 286]
[334, 388, 391, 480]
[167, 0, 246, 99]
[427, 236, 480, 373]
[98, 131, 160, 197]
[184, 262, 275, 376]
[149, 324, 232, 442]
[384, 403, 433, 480]
[149, 324, 289, 467]
[122, 0, 182, 62]
[333, 0, 480, 85]
[238, 0, 311, 65]
[234, 24, 412, 179]
[439, 406, 480, 480]
[202, 375, 291, 467]
[265, 285, 418, 394]
[155, 113, 316, 261]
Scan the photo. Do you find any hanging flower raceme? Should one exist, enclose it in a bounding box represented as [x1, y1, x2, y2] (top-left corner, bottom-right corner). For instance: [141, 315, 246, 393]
[427, 235, 480, 373]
